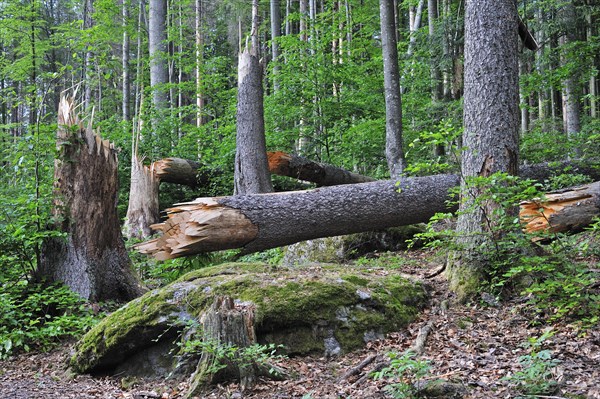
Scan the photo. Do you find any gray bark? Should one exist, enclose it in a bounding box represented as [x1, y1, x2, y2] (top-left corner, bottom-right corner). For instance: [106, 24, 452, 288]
[447, 0, 520, 299]
[560, 1, 581, 156]
[122, 0, 130, 123]
[136, 174, 460, 259]
[149, 0, 169, 111]
[234, 49, 273, 195]
[270, 0, 281, 91]
[38, 97, 143, 302]
[380, 0, 406, 178]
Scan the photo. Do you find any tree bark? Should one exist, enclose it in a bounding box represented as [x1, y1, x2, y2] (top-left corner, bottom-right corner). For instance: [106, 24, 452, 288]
[38, 97, 143, 302]
[379, 0, 406, 178]
[122, 0, 130, 123]
[234, 48, 273, 195]
[447, 0, 520, 299]
[270, 0, 281, 91]
[149, 0, 169, 113]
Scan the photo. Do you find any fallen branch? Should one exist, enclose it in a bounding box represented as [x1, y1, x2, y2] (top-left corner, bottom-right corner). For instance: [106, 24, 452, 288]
[338, 354, 378, 382]
[408, 321, 434, 355]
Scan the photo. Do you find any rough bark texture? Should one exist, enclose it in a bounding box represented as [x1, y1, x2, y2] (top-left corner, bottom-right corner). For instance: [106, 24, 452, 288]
[521, 181, 600, 235]
[380, 0, 406, 178]
[560, 2, 581, 156]
[124, 157, 160, 239]
[234, 49, 273, 195]
[267, 151, 376, 186]
[136, 174, 460, 259]
[37, 97, 143, 302]
[447, 0, 520, 299]
[270, 0, 281, 91]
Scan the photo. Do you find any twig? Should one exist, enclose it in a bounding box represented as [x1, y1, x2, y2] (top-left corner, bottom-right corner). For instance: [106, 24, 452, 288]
[338, 354, 378, 382]
[351, 360, 388, 387]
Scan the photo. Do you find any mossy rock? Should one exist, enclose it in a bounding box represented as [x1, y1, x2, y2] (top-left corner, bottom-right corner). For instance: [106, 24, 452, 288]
[71, 262, 427, 377]
[282, 225, 426, 265]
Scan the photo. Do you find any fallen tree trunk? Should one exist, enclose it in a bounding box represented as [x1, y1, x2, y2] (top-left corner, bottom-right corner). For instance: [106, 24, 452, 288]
[520, 181, 600, 234]
[152, 152, 376, 188]
[267, 151, 376, 186]
[136, 162, 600, 259]
[136, 174, 460, 259]
[153, 157, 211, 187]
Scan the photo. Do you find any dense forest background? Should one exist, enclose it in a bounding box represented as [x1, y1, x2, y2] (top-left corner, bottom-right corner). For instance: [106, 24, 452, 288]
[0, 0, 599, 368]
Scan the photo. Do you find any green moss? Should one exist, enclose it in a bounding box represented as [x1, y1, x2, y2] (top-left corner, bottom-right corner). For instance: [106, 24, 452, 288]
[72, 261, 429, 373]
[342, 274, 370, 286]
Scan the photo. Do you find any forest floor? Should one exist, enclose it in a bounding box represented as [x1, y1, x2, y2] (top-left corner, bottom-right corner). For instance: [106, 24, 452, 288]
[1, 250, 599, 399]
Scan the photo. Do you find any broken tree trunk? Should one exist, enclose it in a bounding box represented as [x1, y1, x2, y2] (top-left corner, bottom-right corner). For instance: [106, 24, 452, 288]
[267, 151, 376, 186]
[186, 296, 286, 397]
[124, 156, 160, 239]
[37, 97, 143, 302]
[153, 157, 213, 187]
[137, 174, 600, 260]
[520, 181, 600, 234]
[135, 174, 460, 259]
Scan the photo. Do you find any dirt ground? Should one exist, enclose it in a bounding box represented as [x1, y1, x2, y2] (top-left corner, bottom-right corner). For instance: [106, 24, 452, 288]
[1, 251, 599, 399]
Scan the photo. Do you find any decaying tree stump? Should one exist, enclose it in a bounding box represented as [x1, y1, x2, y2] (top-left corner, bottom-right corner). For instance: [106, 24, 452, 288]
[37, 97, 143, 302]
[186, 296, 286, 397]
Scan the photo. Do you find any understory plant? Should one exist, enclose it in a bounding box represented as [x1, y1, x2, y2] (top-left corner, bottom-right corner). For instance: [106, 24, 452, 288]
[0, 282, 99, 359]
[504, 331, 561, 397]
[413, 172, 600, 326]
[372, 351, 431, 398]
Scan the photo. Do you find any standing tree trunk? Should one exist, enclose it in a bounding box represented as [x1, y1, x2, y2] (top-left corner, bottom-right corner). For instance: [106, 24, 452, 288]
[38, 97, 143, 302]
[234, 1, 273, 195]
[380, 0, 406, 178]
[270, 0, 281, 91]
[195, 0, 204, 127]
[124, 155, 160, 239]
[122, 0, 130, 123]
[560, 1, 581, 156]
[149, 0, 169, 116]
[446, 0, 520, 299]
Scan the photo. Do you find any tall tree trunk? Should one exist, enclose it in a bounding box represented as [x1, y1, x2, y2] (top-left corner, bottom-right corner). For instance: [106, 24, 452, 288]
[560, 1, 581, 156]
[270, 0, 281, 91]
[83, 0, 94, 110]
[428, 0, 445, 156]
[38, 97, 143, 302]
[587, 12, 596, 119]
[447, 0, 520, 299]
[195, 0, 204, 127]
[234, 1, 273, 195]
[122, 0, 130, 123]
[380, 0, 406, 178]
[149, 0, 169, 116]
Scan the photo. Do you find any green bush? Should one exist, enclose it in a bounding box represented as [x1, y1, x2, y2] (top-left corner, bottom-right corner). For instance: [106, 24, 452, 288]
[0, 282, 99, 359]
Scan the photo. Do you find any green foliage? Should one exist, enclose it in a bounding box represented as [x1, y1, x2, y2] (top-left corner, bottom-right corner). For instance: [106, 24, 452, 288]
[504, 331, 560, 397]
[415, 172, 600, 325]
[0, 282, 99, 359]
[372, 351, 431, 399]
[542, 172, 593, 191]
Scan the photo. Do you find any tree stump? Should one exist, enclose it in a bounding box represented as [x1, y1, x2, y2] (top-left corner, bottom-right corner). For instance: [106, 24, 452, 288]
[186, 296, 286, 397]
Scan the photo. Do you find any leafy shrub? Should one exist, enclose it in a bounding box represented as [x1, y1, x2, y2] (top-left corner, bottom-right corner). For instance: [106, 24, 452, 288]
[372, 351, 431, 398]
[504, 331, 560, 397]
[0, 282, 99, 359]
